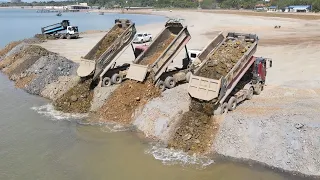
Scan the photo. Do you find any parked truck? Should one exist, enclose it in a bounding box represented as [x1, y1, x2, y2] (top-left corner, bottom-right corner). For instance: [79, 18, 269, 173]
[126, 19, 193, 91]
[188, 32, 272, 115]
[41, 20, 79, 39]
[77, 19, 137, 86]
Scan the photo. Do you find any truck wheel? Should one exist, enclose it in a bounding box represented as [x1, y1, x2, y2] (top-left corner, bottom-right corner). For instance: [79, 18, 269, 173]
[164, 76, 176, 89]
[246, 87, 254, 100]
[221, 102, 228, 114]
[155, 80, 165, 91]
[67, 34, 71, 39]
[111, 73, 122, 84]
[59, 34, 64, 39]
[227, 97, 237, 111]
[149, 37, 152, 42]
[102, 77, 111, 87]
[254, 83, 262, 95]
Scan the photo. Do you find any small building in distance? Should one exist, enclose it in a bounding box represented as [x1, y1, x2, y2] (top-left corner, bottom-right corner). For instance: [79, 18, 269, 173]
[11, 0, 22, 3]
[267, 6, 278, 12]
[285, 5, 311, 12]
[67, 3, 90, 10]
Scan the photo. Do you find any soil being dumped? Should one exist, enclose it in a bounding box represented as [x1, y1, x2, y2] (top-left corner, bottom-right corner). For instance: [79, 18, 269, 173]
[99, 78, 161, 124]
[139, 34, 176, 65]
[168, 99, 219, 154]
[54, 79, 93, 113]
[199, 39, 252, 79]
[93, 27, 125, 60]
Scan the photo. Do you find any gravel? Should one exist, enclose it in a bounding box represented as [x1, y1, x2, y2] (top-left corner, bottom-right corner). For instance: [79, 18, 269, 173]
[213, 88, 320, 176]
[24, 54, 78, 95]
[133, 84, 190, 143]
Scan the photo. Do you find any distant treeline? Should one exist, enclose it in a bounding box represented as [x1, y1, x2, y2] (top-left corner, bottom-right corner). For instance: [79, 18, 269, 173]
[1, 0, 319, 12]
[0, 1, 76, 7]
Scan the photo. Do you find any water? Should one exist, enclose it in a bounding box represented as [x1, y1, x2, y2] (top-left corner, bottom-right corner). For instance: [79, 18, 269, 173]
[0, 9, 308, 180]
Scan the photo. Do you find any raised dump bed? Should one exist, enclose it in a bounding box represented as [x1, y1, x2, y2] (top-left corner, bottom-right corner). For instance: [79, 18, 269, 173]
[187, 32, 268, 114]
[126, 19, 191, 90]
[77, 19, 136, 83]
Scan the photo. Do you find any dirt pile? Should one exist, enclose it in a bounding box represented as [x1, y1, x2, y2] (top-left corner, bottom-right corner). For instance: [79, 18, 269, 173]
[34, 34, 57, 41]
[0, 41, 21, 59]
[2, 45, 50, 77]
[168, 99, 219, 154]
[54, 79, 93, 113]
[93, 28, 125, 60]
[15, 74, 36, 89]
[199, 39, 251, 79]
[139, 35, 176, 65]
[99, 78, 161, 124]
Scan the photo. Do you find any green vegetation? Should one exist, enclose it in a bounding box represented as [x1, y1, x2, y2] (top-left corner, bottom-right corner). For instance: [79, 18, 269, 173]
[1, 0, 319, 12]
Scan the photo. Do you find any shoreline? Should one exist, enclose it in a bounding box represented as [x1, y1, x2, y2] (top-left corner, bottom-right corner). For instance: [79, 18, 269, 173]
[1, 9, 320, 177]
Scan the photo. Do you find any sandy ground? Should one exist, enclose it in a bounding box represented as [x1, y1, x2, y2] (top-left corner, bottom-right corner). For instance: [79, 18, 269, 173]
[30, 10, 320, 176]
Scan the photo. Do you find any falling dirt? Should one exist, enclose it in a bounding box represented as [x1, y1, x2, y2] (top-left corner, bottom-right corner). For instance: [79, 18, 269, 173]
[54, 79, 93, 113]
[93, 27, 125, 60]
[0, 41, 21, 58]
[139, 34, 176, 65]
[98, 78, 161, 124]
[199, 39, 252, 79]
[168, 98, 219, 154]
[15, 74, 36, 89]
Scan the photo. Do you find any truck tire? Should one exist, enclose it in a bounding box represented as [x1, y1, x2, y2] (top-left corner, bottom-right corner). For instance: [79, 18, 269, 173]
[227, 96, 237, 111]
[67, 34, 71, 39]
[254, 82, 262, 95]
[59, 34, 64, 39]
[221, 102, 228, 114]
[149, 37, 152, 42]
[246, 87, 254, 100]
[102, 77, 111, 87]
[155, 80, 165, 91]
[111, 73, 122, 84]
[164, 76, 176, 89]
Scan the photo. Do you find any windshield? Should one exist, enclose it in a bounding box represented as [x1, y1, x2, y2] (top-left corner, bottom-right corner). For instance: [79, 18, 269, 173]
[137, 34, 142, 37]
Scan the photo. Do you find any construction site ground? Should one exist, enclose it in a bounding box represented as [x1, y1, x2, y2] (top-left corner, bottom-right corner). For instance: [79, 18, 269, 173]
[6, 10, 320, 177]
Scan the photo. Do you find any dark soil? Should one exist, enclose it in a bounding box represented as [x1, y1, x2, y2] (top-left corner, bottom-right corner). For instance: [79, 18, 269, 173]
[139, 34, 175, 65]
[199, 39, 251, 79]
[98, 78, 161, 124]
[93, 27, 125, 60]
[54, 79, 93, 113]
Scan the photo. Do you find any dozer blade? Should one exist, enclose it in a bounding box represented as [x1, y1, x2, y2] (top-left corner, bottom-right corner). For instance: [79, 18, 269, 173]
[77, 58, 95, 77]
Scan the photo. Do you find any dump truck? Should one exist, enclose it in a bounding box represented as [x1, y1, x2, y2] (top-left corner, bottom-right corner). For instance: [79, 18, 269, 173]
[76, 19, 137, 86]
[41, 20, 79, 39]
[125, 19, 193, 91]
[188, 32, 272, 114]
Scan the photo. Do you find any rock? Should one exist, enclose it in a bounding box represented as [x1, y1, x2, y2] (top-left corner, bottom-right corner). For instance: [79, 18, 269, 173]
[80, 94, 87, 98]
[194, 139, 200, 144]
[294, 123, 304, 129]
[135, 97, 140, 101]
[287, 149, 294, 154]
[70, 95, 78, 102]
[183, 133, 192, 141]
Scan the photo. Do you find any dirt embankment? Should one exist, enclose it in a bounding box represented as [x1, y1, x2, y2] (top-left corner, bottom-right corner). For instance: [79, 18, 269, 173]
[139, 34, 176, 65]
[0, 41, 22, 59]
[0, 40, 80, 104]
[93, 27, 125, 60]
[199, 39, 251, 79]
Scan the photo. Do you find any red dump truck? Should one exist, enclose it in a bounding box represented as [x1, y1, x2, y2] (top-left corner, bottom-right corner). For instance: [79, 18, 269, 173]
[188, 32, 272, 114]
[126, 19, 193, 91]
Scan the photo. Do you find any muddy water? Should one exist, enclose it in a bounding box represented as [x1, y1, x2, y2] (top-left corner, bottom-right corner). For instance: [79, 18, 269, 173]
[0, 73, 308, 180]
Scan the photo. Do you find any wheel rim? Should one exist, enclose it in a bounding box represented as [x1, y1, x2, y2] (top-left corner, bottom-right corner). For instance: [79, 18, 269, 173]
[170, 80, 174, 86]
[232, 102, 237, 109]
